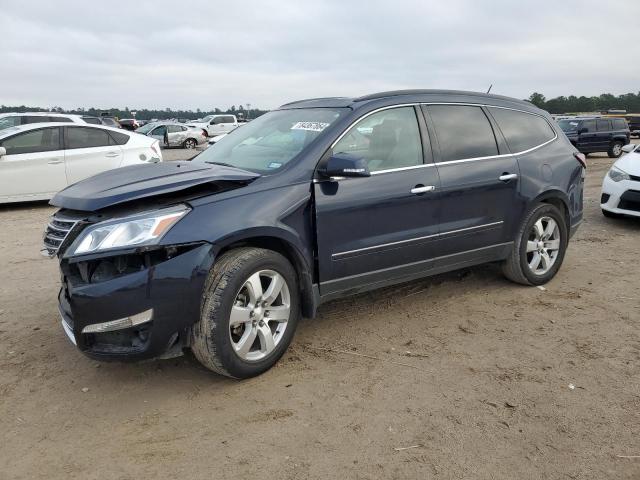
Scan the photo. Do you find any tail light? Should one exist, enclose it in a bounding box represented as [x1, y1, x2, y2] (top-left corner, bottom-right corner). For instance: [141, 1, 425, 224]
[574, 152, 587, 169]
[202, 129, 208, 137]
[150, 141, 160, 157]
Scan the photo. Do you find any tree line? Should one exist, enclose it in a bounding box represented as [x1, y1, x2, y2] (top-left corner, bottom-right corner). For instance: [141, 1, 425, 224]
[4, 91, 640, 118]
[0, 104, 269, 120]
[527, 92, 640, 114]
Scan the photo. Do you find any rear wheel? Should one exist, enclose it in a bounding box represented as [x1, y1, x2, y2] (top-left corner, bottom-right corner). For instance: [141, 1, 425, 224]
[191, 248, 300, 379]
[183, 138, 197, 149]
[502, 203, 568, 286]
[608, 141, 624, 158]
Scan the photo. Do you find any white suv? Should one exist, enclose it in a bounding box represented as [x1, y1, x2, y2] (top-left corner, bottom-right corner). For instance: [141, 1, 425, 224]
[188, 114, 238, 137]
[0, 112, 104, 131]
[0, 123, 162, 204]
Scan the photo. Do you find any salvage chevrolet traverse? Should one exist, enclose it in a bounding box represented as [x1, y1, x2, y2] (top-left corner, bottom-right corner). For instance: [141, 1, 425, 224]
[43, 90, 585, 379]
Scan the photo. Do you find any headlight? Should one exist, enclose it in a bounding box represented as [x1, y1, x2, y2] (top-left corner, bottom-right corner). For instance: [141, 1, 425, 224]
[608, 166, 630, 182]
[66, 205, 189, 257]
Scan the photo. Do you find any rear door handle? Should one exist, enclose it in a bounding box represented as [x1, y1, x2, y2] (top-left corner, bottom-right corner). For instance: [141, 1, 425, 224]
[499, 173, 518, 182]
[410, 185, 435, 194]
[47, 159, 63, 165]
[105, 152, 120, 158]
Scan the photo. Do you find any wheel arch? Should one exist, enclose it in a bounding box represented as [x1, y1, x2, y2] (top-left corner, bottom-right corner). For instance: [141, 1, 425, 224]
[532, 189, 570, 228]
[214, 231, 317, 319]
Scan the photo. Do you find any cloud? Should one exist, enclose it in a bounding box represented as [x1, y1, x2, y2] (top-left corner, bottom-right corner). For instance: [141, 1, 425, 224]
[1, 0, 638, 110]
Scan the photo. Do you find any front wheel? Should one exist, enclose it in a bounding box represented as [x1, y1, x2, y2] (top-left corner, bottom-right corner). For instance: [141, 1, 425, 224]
[502, 203, 568, 286]
[190, 248, 300, 379]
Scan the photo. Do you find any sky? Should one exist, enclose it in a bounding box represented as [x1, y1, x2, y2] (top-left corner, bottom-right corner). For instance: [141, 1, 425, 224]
[1, 0, 638, 111]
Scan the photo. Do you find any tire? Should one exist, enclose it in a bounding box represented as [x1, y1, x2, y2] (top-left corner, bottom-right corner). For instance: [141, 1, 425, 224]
[608, 141, 624, 158]
[183, 138, 197, 149]
[190, 248, 300, 379]
[602, 209, 622, 219]
[502, 203, 568, 286]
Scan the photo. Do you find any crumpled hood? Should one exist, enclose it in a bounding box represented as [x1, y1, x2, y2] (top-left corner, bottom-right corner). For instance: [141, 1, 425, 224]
[50, 161, 260, 211]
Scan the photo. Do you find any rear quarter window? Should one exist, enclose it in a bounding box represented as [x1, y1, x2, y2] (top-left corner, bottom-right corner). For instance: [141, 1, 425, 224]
[489, 107, 556, 153]
[612, 118, 627, 130]
[108, 130, 130, 145]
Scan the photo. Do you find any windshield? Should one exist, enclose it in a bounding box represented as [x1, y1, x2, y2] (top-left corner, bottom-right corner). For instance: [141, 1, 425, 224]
[558, 119, 581, 132]
[0, 116, 20, 131]
[136, 122, 157, 134]
[193, 108, 346, 173]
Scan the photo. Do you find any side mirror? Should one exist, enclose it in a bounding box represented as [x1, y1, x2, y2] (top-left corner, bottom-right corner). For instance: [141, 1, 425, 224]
[622, 144, 636, 153]
[321, 152, 370, 178]
[0, 146, 6, 157]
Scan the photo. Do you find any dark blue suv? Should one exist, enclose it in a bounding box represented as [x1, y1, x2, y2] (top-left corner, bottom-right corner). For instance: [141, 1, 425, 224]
[43, 90, 585, 378]
[558, 116, 630, 158]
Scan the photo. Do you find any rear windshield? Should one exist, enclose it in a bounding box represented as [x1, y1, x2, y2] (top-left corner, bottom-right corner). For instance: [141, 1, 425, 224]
[193, 108, 346, 173]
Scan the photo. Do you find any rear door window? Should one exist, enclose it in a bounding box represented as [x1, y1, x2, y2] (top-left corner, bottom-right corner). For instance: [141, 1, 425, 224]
[581, 120, 596, 133]
[489, 107, 556, 152]
[1, 127, 61, 155]
[596, 119, 610, 131]
[427, 105, 498, 162]
[65, 127, 111, 149]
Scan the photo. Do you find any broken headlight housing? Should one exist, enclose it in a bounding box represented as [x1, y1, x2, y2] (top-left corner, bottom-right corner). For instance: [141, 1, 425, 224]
[65, 205, 189, 257]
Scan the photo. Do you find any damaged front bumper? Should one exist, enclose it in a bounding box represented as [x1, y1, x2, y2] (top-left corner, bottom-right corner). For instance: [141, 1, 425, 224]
[57, 243, 214, 361]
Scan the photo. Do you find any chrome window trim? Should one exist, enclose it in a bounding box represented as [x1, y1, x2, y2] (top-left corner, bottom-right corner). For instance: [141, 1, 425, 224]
[332, 221, 503, 259]
[327, 102, 558, 176]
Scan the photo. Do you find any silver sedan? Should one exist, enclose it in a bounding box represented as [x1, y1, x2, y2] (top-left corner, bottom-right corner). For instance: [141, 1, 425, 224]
[136, 122, 207, 149]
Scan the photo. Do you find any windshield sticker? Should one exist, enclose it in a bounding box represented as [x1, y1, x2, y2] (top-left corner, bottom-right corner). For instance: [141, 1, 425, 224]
[268, 162, 283, 169]
[291, 121, 330, 132]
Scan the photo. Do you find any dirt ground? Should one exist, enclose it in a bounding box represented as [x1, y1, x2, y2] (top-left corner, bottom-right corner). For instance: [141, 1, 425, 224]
[1, 145, 639, 479]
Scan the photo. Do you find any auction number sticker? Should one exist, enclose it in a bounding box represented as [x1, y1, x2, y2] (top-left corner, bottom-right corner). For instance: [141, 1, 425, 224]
[291, 121, 330, 132]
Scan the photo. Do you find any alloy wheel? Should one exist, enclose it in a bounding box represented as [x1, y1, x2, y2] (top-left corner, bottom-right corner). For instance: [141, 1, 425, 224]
[612, 143, 622, 156]
[229, 270, 291, 361]
[526, 216, 561, 275]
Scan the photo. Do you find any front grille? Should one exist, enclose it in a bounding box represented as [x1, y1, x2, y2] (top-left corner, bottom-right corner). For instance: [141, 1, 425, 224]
[618, 190, 640, 213]
[630, 174, 640, 182]
[41, 212, 84, 257]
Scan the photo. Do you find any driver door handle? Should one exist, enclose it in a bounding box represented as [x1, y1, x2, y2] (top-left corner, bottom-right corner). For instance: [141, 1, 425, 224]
[47, 159, 63, 165]
[499, 173, 518, 182]
[411, 185, 435, 194]
[105, 152, 120, 158]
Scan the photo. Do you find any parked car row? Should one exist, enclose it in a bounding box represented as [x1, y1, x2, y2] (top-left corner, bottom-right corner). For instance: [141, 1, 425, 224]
[0, 123, 162, 204]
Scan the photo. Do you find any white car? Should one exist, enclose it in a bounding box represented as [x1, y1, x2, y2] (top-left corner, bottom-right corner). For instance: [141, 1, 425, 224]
[188, 114, 238, 137]
[0, 123, 162, 204]
[601, 143, 640, 218]
[0, 112, 104, 130]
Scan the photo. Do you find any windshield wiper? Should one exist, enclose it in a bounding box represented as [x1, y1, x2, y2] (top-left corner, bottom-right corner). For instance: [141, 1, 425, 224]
[205, 161, 237, 168]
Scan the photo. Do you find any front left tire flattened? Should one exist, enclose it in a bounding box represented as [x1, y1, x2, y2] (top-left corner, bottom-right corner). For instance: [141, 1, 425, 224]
[190, 247, 300, 379]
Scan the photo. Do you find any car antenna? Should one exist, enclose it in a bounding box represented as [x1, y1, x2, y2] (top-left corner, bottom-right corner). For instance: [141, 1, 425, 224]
[486, 84, 493, 94]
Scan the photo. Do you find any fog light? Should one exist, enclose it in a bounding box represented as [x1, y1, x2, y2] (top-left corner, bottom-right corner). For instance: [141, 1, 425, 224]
[81, 309, 153, 334]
